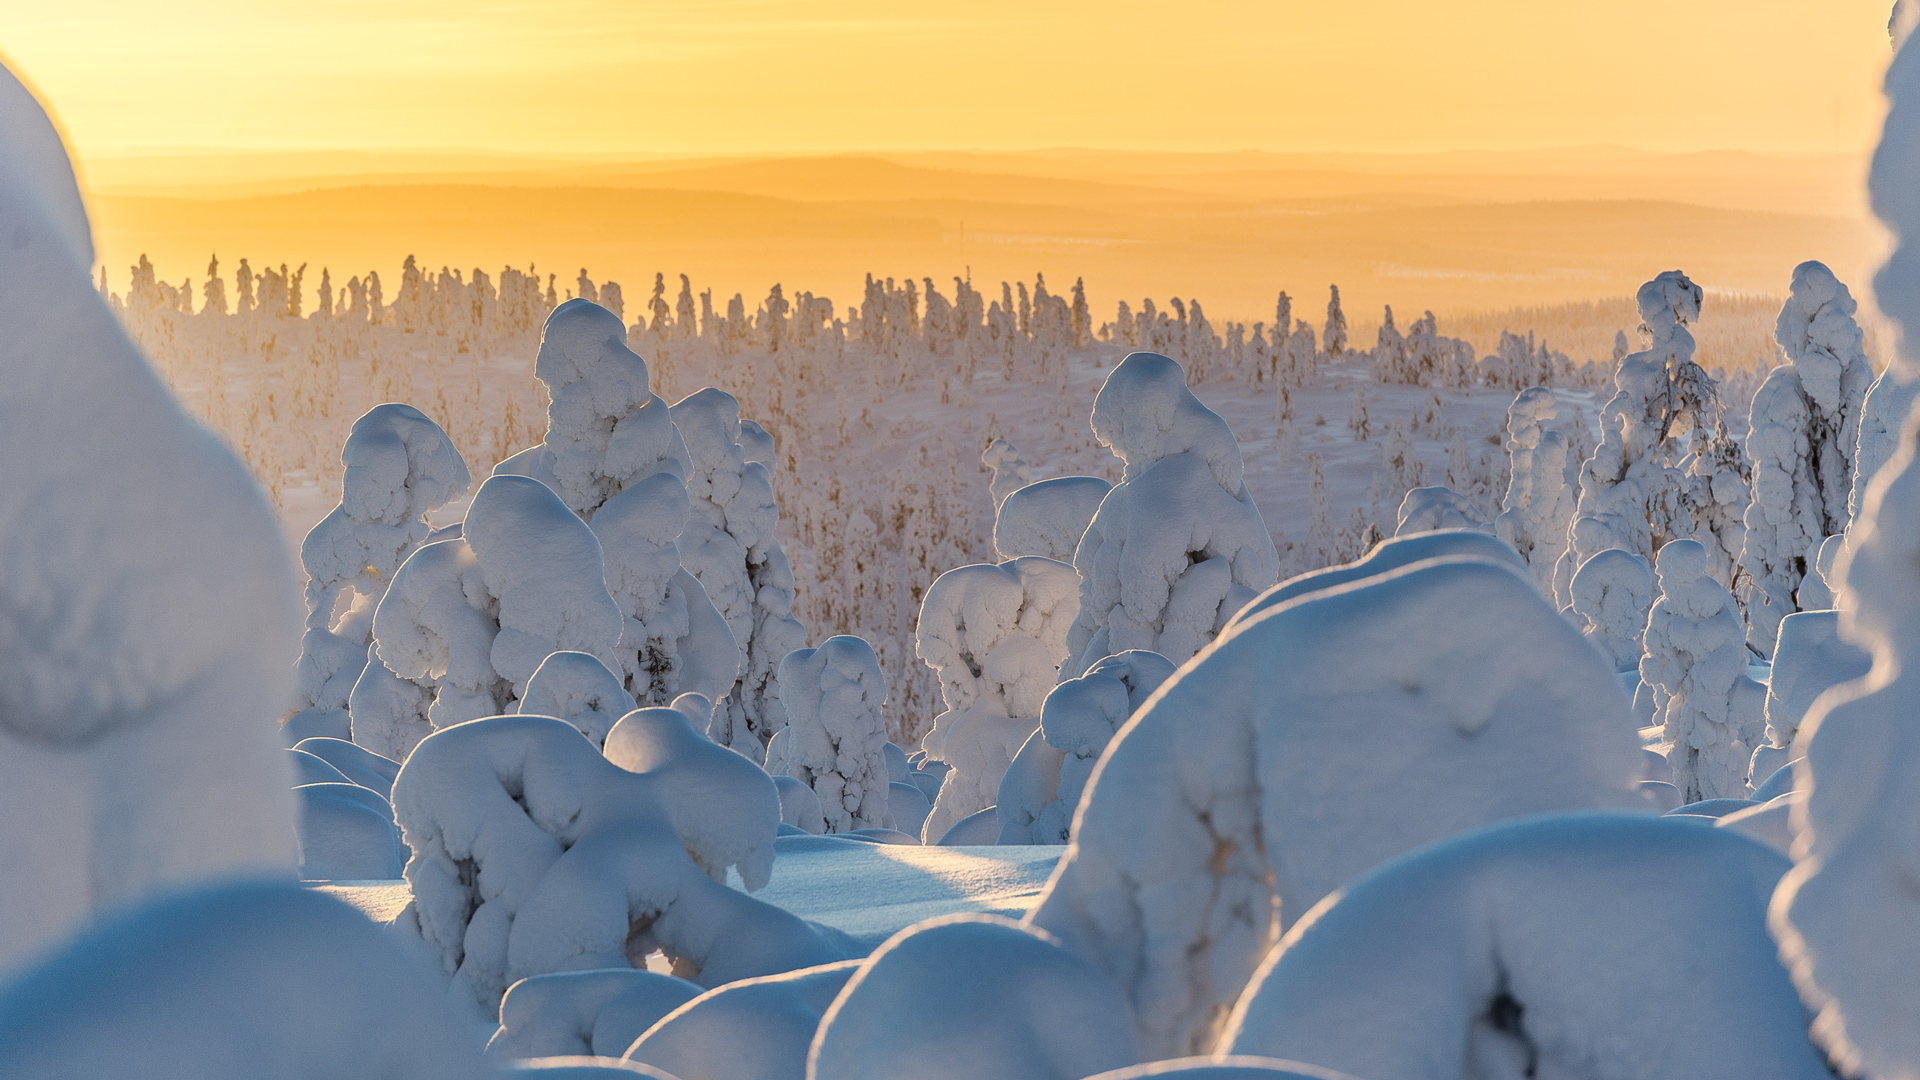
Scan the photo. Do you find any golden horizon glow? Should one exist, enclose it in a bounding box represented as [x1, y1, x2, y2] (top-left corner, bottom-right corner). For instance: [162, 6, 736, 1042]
[5, 0, 1901, 161]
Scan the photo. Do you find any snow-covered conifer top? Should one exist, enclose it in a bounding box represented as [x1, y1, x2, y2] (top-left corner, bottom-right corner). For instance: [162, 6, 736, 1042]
[1090, 352, 1246, 491]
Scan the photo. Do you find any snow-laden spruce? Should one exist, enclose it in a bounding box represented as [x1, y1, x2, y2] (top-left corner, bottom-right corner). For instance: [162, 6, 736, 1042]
[0, 63, 303, 976]
[1394, 486, 1488, 535]
[670, 388, 807, 756]
[393, 714, 845, 1018]
[1555, 271, 1718, 606]
[350, 473, 623, 760]
[1741, 261, 1875, 656]
[1491, 387, 1573, 588]
[515, 651, 635, 747]
[1222, 814, 1830, 1080]
[809, 914, 1141, 1080]
[773, 637, 894, 834]
[994, 475, 1113, 562]
[916, 557, 1080, 842]
[0, 881, 490, 1080]
[1772, 37, 1920, 1076]
[1747, 610, 1871, 788]
[496, 297, 691, 519]
[291, 404, 470, 742]
[1566, 547, 1654, 673]
[1065, 353, 1279, 677]
[587, 471, 741, 711]
[1640, 539, 1766, 803]
[983, 437, 1034, 507]
[1030, 555, 1644, 1059]
[997, 650, 1176, 845]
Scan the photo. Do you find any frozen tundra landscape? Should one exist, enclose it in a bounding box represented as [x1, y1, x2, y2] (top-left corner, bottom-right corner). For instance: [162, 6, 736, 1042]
[12, 21, 1920, 1080]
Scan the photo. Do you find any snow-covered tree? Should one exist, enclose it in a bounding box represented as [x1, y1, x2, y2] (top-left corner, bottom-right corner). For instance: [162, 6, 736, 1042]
[1740, 261, 1875, 655]
[1567, 547, 1654, 673]
[586, 472, 741, 711]
[350, 474, 623, 760]
[291, 405, 470, 741]
[1492, 387, 1573, 589]
[1395, 486, 1488, 535]
[915, 557, 1079, 841]
[1323, 284, 1348, 358]
[1064, 353, 1280, 676]
[1347, 385, 1369, 441]
[1640, 539, 1765, 803]
[773, 636, 892, 834]
[981, 437, 1032, 508]
[514, 650, 633, 747]
[992, 474, 1111, 562]
[668, 388, 806, 755]
[1555, 271, 1718, 607]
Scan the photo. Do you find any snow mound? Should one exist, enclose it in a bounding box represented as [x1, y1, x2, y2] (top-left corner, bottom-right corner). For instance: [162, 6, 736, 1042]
[889, 781, 933, 837]
[1718, 791, 1802, 856]
[1227, 528, 1525, 632]
[1222, 813, 1827, 1080]
[999, 650, 1177, 845]
[294, 736, 400, 797]
[296, 783, 405, 881]
[1749, 610, 1871, 788]
[917, 558, 1080, 840]
[994, 475, 1113, 562]
[489, 968, 701, 1061]
[1067, 353, 1279, 676]
[294, 403, 470, 732]
[1031, 556, 1644, 1058]
[509, 1058, 680, 1078]
[0, 64, 301, 974]
[519, 651, 636, 747]
[393, 715, 847, 1017]
[1394, 486, 1488, 535]
[935, 807, 1002, 845]
[602, 705, 781, 886]
[773, 775, 828, 834]
[1567, 547, 1654, 673]
[1083, 1060, 1360, 1080]
[810, 914, 1140, 1080]
[776, 637, 895, 833]
[1641, 539, 1766, 802]
[0, 879, 487, 1078]
[627, 959, 860, 1080]
[355, 474, 623, 760]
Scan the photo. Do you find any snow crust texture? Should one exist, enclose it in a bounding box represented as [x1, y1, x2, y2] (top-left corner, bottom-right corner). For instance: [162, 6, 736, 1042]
[0, 63, 301, 975]
[1066, 353, 1279, 677]
[916, 558, 1080, 840]
[1031, 555, 1644, 1059]
[1222, 814, 1829, 1080]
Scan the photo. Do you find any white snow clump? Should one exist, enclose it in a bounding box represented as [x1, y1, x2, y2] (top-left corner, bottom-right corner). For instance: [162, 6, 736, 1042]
[1394, 486, 1489, 535]
[994, 475, 1114, 562]
[1639, 538, 1766, 803]
[773, 637, 895, 833]
[1566, 547, 1655, 673]
[517, 651, 635, 747]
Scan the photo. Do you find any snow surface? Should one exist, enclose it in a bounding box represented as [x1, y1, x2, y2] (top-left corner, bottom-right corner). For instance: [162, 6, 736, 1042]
[916, 558, 1079, 840]
[1221, 813, 1828, 1080]
[810, 914, 1141, 1080]
[994, 475, 1113, 562]
[0, 63, 301, 976]
[1082, 1061, 1360, 1080]
[295, 782, 406, 881]
[1066, 353, 1279, 676]
[1030, 555, 1644, 1059]
[0, 879, 488, 1078]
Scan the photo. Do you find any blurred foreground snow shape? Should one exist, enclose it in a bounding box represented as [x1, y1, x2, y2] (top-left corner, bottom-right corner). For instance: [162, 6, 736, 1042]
[1226, 527, 1525, 631]
[1031, 555, 1644, 1058]
[511, 1057, 680, 1078]
[0, 879, 487, 1079]
[1082, 1059, 1361, 1080]
[1221, 814, 1828, 1080]
[809, 914, 1139, 1080]
[628, 959, 861, 1080]
[488, 968, 700, 1061]
[295, 782, 405, 881]
[0, 59, 302, 976]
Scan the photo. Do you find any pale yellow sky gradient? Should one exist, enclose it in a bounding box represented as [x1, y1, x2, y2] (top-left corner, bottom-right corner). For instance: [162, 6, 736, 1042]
[4, 0, 1900, 159]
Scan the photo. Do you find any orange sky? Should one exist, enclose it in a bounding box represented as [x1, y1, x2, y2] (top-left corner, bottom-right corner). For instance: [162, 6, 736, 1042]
[4, 0, 1900, 159]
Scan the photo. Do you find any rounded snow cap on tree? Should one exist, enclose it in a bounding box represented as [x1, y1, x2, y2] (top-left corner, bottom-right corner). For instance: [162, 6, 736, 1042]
[1091, 352, 1245, 491]
[536, 298, 646, 393]
[670, 387, 744, 477]
[1656, 538, 1709, 585]
[340, 403, 471, 526]
[1777, 261, 1862, 361]
[517, 651, 633, 746]
[738, 419, 777, 467]
[1637, 270, 1703, 335]
[1507, 386, 1558, 440]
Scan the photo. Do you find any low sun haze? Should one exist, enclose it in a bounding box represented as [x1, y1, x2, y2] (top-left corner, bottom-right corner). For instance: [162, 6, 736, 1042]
[4, 0, 1899, 338]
